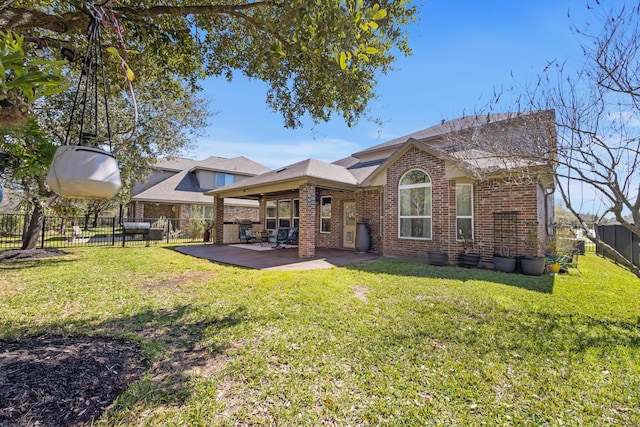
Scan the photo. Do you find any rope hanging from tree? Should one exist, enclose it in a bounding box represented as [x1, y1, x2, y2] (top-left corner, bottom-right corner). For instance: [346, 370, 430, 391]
[45, 1, 122, 200]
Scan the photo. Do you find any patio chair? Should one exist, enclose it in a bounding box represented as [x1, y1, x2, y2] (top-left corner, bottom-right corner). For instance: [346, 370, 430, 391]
[239, 227, 257, 244]
[68, 225, 83, 242]
[270, 227, 290, 248]
[286, 227, 298, 245]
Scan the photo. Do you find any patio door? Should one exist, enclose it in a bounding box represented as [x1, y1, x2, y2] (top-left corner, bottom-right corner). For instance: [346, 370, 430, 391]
[342, 201, 356, 249]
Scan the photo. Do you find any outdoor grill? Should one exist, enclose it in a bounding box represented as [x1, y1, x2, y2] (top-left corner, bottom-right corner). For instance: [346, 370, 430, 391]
[121, 222, 151, 247]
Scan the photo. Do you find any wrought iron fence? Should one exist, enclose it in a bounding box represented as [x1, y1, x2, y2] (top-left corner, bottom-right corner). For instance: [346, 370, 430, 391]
[0, 214, 212, 250]
[554, 223, 597, 254]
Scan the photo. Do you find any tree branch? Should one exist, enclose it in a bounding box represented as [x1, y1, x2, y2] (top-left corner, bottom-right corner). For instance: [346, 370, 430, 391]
[0, 2, 275, 34]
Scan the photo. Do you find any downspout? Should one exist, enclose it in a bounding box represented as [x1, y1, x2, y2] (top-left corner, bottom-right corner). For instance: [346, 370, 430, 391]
[544, 186, 555, 236]
[379, 189, 384, 254]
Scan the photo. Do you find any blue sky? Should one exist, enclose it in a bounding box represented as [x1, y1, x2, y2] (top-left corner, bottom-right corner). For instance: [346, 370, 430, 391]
[190, 0, 591, 169]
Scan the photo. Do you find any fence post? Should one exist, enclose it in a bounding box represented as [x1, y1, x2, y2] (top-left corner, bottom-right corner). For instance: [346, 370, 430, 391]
[40, 215, 46, 249]
[111, 217, 116, 246]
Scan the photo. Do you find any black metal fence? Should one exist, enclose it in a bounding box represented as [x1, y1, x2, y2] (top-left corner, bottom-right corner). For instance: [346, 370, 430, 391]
[596, 224, 640, 269]
[0, 214, 212, 250]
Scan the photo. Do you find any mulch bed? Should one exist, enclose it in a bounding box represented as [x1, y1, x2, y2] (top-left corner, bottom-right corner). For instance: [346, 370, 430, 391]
[0, 336, 147, 427]
[0, 249, 68, 261]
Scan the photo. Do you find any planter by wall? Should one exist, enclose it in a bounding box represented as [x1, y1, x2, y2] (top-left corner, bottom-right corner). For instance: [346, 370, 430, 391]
[459, 252, 481, 268]
[493, 254, 517, 273]
[520, 256, 546, 276]
[355, 222, 371, 253]
[428, 250, 449, 266]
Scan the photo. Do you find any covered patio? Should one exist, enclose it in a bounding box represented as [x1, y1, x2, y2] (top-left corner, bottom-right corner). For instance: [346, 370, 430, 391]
[175, 244, 378, 270]
[206, 158, 367, 259]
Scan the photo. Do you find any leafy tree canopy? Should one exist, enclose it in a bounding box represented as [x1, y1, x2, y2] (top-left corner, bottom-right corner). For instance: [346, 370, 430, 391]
[1, 0, 417, 128]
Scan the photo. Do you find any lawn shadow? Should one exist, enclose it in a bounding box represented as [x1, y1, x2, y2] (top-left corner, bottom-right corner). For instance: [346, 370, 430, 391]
[0, 303, 251, 418]
[390, 306, 640, 358]
[0, 250, 77, 270]
[348, 258, 555, 293]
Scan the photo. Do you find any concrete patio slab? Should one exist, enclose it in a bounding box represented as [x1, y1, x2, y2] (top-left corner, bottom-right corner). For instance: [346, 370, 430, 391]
[175, 244, 379, 270]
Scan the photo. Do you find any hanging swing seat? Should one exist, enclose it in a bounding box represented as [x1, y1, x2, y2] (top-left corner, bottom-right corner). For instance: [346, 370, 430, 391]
[46, 145, 122, 200]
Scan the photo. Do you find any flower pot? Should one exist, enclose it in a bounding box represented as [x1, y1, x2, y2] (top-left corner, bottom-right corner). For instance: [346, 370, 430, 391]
[520, 256, 546, 276]
[46, 145, 122, 200]
[459, 252, 481, 268]
[493, 254, 517, 273]
[428, 250, 449, 266]
[548, 263, 561, 273]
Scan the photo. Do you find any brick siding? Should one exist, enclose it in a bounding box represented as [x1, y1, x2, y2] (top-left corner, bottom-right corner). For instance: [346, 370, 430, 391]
[380, 147, 550, 264]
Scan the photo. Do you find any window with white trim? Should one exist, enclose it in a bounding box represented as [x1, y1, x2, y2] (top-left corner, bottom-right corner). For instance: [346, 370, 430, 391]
[278, 200, 291, 228]
[265, 201, 277, 230]
[320, 196, 331, 233]
[398, 169, 432, 239]
[191, 204, 213, 219]
[456, 184, 473, 241]
[293, 199, 300, 228]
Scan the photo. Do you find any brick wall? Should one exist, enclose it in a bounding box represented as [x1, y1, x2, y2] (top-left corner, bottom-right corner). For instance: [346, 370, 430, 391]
[213, 197, 224, 244]
[298, 183, 316, 257]
[314, 189, 355, 249]
[381, 147, 548, 264]
[356, 188, 382, 253]
[475, 177, 544, 261]
[383, 147, 450, 259]
[136, 203, 177, 220]
[224, 205, 259, 223]
[259, 189, 376, 253]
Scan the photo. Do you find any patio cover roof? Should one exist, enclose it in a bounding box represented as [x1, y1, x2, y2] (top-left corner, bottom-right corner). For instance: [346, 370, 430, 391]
[206, 158, 363, 199]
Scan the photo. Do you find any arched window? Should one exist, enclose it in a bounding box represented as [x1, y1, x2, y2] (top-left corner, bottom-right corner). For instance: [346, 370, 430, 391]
[398, 169, 432, 239]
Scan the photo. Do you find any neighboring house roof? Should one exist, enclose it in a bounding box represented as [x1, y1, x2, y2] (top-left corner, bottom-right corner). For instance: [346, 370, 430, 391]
[209, 110, 556, 199]
[152, 156, 270, 176]
[132, 156, 270, 205]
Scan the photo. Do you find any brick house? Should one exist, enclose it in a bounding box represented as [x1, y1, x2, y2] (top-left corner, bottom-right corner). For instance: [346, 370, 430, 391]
[127, 156, 270, 224]
[207, 111, 556, 265]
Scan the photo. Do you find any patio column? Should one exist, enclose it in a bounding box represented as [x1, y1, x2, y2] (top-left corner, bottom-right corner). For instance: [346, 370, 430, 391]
[214, 196, 224, 244]
[299, 183, 316, 258]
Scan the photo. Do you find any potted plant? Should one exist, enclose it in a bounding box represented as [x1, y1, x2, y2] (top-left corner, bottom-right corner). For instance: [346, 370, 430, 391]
[458, 229, 481, 268]
[427, 225, 449, 266]
[545, 235, 576, 273]
[492, 211, 518, 273]
[493, 247, 517, 273]
[520, 229, 545, 276]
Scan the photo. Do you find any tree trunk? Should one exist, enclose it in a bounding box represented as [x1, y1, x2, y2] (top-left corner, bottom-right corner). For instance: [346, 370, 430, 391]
[21, 201, 44, 249]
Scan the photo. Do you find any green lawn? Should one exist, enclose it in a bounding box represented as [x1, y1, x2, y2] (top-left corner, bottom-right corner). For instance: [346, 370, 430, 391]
[1, 247, 638, 426]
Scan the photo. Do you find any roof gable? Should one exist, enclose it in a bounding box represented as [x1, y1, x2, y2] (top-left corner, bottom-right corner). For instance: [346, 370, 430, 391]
[361, 111, 555, 185]
[208, 158, 358, 197]
[352, 111, 553, 158]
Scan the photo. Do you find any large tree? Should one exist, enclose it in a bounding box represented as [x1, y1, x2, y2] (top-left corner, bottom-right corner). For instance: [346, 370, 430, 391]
[467, 1, 640, 277]
[1, 0, 416, 128]
[525, 1, 640, 277]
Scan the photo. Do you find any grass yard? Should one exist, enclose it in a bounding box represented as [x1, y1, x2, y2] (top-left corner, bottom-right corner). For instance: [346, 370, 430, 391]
[1, 247, 638, 426]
